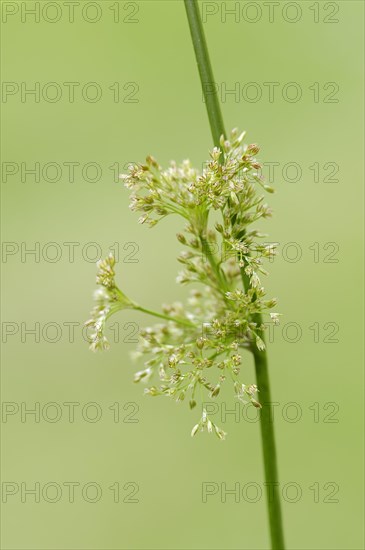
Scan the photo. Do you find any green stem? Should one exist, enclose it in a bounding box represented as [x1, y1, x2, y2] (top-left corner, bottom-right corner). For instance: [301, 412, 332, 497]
[199, 234, 229, 293]
[253, 346, 285, 550]
[135, 305, 195, 328]
[184, 2, 285, 548]
[184, 0, 225, 146]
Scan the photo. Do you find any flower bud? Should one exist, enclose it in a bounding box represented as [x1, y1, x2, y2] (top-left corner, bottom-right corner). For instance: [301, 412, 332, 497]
[177, 233, 186, 244]
[191, 424, 200, 437]
[134, 368, 152, 383]
[178, 391, 186, 402]
[210, 384, 220, 398]
[247, 144, 260, 156]
[214, 425, 226, 440]
[196, 337, 205, 350]
[144, 386, 159, 396]
[256, 336, 265, 351]
[146, 155, 158, 167]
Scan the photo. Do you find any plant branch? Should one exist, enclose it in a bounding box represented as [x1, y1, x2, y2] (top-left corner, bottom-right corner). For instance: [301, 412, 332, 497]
[135, 305, 195, 328]
[199, 235, 229, 293]
[184, 1, 285, 548]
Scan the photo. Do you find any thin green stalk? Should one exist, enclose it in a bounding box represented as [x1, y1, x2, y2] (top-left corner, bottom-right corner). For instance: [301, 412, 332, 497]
[199, 235, 229, 292]
[135, 305, 195, 328]
[253, 346, 285, 549]
[184, 1, 285, 548]
[184, 0, 225, 146]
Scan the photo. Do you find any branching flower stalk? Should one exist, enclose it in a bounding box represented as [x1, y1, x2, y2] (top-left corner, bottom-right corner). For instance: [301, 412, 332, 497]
[87, 132, 278, 437]
[86, 1, 285, 547]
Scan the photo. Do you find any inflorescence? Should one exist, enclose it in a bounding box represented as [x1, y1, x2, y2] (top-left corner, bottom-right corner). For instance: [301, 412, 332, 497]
[86, 129, 279, 439]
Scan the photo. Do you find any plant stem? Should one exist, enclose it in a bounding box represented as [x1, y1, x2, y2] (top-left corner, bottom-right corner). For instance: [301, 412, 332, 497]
[184, 0, 225, 146]
[135, 306, 195, 328]
[199, 235, 229, 293]
[184, 2, 285, 548]
[253, 346, 285, 549]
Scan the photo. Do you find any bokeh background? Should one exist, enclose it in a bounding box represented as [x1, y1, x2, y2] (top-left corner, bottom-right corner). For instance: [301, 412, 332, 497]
[1, 1, 364, 548]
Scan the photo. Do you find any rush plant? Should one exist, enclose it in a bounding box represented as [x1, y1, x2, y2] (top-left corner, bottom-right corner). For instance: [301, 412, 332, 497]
[86, 1, 285, 548]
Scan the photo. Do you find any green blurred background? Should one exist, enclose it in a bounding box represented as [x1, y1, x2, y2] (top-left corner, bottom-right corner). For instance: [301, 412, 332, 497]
[1, 1, 364, 548]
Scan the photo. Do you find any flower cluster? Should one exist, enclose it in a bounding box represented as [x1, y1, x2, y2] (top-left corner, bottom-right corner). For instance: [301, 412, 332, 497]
[85, 254, 136, 352]
[87, 129, 280, 439]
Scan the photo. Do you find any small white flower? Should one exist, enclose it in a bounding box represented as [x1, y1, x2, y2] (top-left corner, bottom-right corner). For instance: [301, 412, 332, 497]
[191, 424, 200, 437]
[270, 313, 282, 325]
[214, 425, 227, 440]
[251, 271, 260, 288]
[256, 336, 265, 351]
